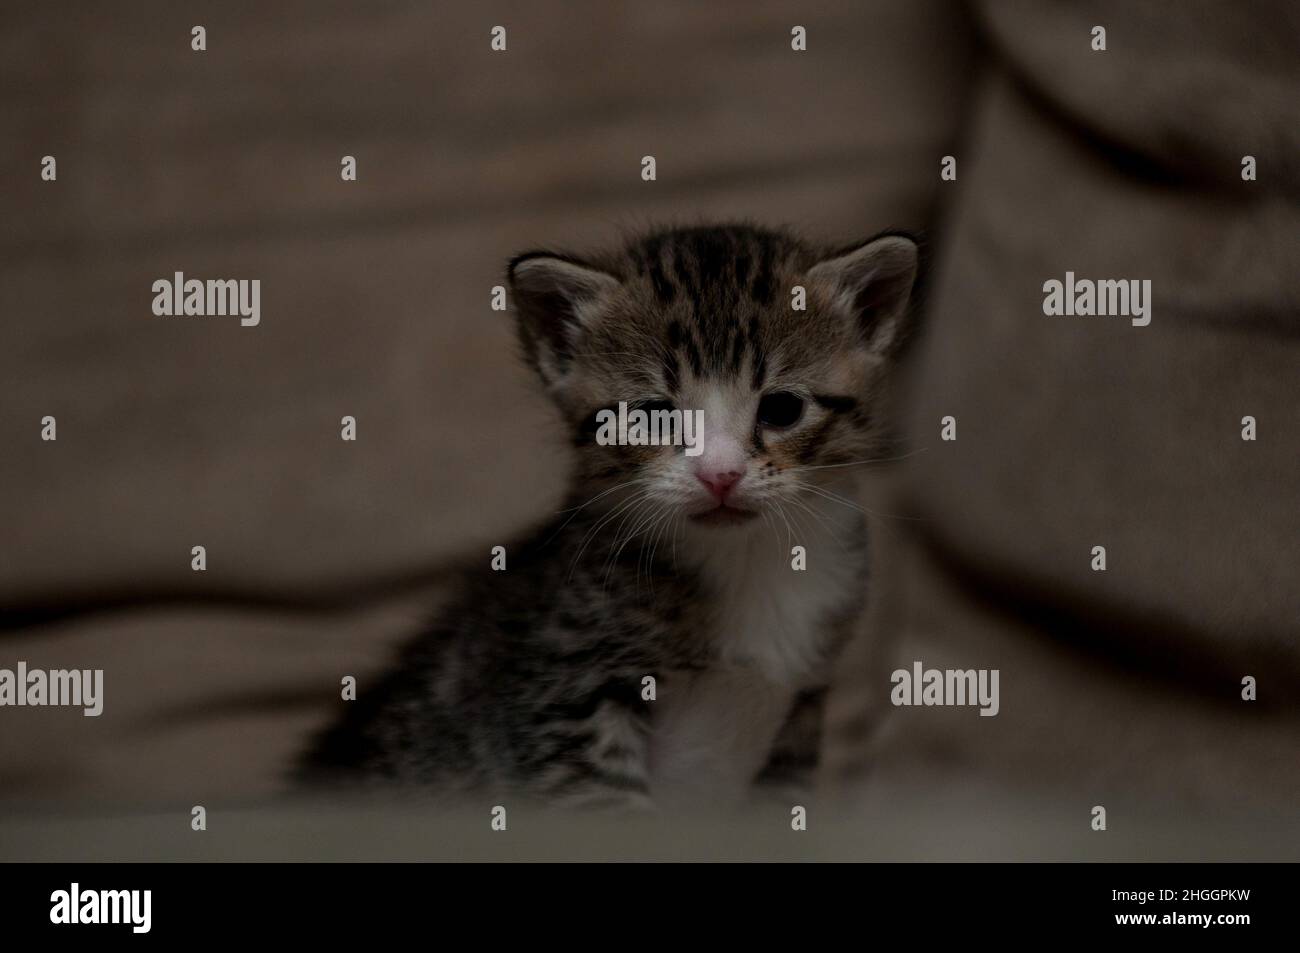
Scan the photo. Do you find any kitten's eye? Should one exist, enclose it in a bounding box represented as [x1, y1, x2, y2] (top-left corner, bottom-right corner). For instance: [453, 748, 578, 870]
[635, 398, 678, 439]
[757, 392, 804, 428]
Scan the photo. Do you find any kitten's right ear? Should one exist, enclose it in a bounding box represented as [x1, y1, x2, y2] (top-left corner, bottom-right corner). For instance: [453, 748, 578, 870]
[508, 252, 620, 387]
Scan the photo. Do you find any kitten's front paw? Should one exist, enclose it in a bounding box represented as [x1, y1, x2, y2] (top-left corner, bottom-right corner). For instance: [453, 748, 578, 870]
[556, 788, 660, 817]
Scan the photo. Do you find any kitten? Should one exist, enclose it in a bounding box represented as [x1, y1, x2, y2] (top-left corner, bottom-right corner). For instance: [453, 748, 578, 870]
[304, 224, 919, 810]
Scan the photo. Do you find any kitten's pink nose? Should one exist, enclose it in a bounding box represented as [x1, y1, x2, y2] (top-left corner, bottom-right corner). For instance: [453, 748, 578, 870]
[693, 432, 747, 503]
[696, 469, 742, 502]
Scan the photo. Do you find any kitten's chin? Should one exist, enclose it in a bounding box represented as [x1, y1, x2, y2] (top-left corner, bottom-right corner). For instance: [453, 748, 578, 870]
[686, 505, 759, 528]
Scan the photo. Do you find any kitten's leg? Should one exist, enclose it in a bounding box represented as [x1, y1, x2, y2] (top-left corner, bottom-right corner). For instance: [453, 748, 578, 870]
[647, 666, 795, 810]
[753, 687, 826, 801]
[530, 697, 656, 812]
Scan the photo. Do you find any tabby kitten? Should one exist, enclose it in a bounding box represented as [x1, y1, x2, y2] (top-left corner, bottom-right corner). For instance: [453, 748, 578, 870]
[305, 224, 919, 810]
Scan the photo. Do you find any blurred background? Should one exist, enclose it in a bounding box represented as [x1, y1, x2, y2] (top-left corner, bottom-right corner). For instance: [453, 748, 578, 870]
[1, 1, 1297, 860]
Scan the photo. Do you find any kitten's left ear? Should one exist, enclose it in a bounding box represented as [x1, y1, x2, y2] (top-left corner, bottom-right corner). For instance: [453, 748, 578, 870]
[807, 233, 919, 356]
[508, 252, 621, 387]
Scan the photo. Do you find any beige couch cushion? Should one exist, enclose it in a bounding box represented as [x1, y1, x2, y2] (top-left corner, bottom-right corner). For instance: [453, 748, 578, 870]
[824, 1, 1300, 821]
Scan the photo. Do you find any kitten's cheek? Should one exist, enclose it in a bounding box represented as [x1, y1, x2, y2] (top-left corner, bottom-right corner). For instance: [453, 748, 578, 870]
[764, 445, 799, 473]
[616, 445, 656, 471]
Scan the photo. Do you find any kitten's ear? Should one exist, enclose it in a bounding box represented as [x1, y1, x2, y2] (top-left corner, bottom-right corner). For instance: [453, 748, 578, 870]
[807, 234, 918, 356]
[508, 252, 620, 386]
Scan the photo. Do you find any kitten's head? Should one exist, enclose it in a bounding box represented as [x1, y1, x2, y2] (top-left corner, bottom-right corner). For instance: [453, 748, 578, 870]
[508, 224, 918, 536]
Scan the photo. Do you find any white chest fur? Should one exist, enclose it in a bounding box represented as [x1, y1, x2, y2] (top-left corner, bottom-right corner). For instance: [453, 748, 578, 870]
[697, 492, 865, 687]
[646, 489, 866, 806]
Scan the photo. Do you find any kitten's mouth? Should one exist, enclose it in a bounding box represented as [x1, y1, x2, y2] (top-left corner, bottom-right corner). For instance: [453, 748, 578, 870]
[688, 505, 758, 527]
